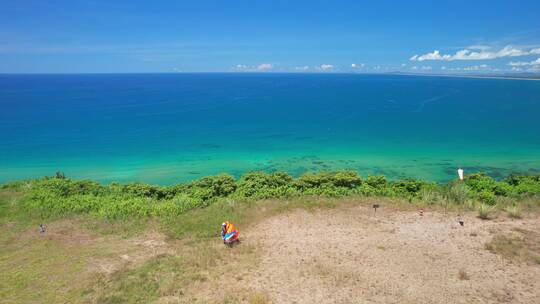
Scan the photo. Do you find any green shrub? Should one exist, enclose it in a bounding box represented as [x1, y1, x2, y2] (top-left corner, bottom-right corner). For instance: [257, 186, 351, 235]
[236, 171, 294, 198]
[331, 171, 362, 188]
[507, 174, 540, 195]
[478, 190, 497, 205]
[121, 183, 167, 199]
[391, 178, 426, 197]
[12, 170, 540, 221]
[293, 171, 363, 197]
[188, 173, 237, 199]
[464, 173, 516, 197]
[365, 175, 387, 189]
[33, 178, 105, 197]
[464, 173, 497, 192]
[492, 182, 513, 196]
[295, 172, 334, 189]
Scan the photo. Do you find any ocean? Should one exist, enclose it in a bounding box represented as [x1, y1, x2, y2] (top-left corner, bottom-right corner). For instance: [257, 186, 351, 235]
[1, 73, 539, 184]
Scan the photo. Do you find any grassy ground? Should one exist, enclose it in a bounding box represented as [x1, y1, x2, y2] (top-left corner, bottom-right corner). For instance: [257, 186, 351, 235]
[0, 189, 348, 303]
[1, 187, 539, 303]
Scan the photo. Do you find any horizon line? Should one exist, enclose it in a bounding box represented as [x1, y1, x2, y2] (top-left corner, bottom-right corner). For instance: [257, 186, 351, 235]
[1, 71, 539, 80]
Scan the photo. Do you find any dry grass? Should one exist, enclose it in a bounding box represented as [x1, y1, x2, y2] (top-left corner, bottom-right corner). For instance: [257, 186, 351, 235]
[485, 229, 540, 265]
[478, 203, 495, 220]
[506, 205, 522, 219]
[249, 292, 269, 304]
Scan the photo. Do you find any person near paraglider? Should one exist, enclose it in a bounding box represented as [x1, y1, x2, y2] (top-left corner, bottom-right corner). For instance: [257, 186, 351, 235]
[221, 221, 240, 245]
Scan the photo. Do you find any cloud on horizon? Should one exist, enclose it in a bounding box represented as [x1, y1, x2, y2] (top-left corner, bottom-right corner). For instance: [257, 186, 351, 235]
[257, 63, 273, 71]
[233, 63, 274, 72]
[320, 64, 334, 71]
[294, 65, 310, 71]
[508, 58, 540, 66]
[410, 46, 540, 62]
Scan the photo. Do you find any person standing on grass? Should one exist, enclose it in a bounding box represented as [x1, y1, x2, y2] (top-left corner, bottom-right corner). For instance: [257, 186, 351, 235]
[221, 221, 240, 245]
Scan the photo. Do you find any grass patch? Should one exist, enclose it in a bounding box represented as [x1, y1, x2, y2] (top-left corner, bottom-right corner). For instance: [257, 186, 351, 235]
[505, 205, 522, 219]
[447, 182, 469, 204]
[249, 292, 270, 304]
[485, 232, 540, 265]
[91, 254, 184, 304]
[477, 204, 495, 220]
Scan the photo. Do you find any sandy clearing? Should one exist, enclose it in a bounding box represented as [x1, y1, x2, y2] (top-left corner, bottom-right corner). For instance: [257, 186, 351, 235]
[244, 206, 540, 304]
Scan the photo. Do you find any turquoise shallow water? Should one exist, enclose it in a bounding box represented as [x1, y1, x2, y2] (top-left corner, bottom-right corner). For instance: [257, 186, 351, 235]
[1, 73, 539, 184]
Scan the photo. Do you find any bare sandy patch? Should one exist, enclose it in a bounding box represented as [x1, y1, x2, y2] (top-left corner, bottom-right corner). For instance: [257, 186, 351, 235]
[86, 230, 173, 276]
[244, 205, 540, 303]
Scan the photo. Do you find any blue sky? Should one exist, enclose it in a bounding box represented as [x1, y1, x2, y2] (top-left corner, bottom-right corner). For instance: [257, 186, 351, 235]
[1, 0, 540, 73]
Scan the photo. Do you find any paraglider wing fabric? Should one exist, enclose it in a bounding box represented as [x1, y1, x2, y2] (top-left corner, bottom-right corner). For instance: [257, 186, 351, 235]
[224, 231, 238, 241]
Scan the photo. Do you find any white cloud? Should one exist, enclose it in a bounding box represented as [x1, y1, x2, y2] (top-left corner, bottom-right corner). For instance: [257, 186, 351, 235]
[257, 63, 273, 71]
[530, 48, 540, 55]
[462, 64, 489, 71]
[410, 65, 431, 71]
[508, 58, 540, 66]
[414, 50, 452, 61]
[320, 64, 334, 71]
[233, 63, 274, 72]
[508, 61, 530, 67]
[294, 65, 310, 71]
[443, 64, 490, 72]
[410, 45, 536, 61]
[235, 64, 249, 70]
[468, 45, 491, 51]
[351, 63, 364, 69]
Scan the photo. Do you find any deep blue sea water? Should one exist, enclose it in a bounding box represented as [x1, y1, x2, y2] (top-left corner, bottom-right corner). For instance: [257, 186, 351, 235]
[1, 73, 539, 184]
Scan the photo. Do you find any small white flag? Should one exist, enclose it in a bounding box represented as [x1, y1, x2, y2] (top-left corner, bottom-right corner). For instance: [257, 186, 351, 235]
[457, 168, 464, 180]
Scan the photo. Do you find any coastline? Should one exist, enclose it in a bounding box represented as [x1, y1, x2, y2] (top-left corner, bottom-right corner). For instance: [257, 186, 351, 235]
[392, 72, 540, 81]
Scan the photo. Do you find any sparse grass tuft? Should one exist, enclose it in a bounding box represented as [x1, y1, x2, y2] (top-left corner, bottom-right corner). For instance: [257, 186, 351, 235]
[420, 188, 443, 205]
[464, 199, 477, 211]
[447, 183, 469, 204]
[477, 203, 495, 220]
[505, 205, 522, 219]
[250, 292, 269, 304]
[495, 196, 517, 209]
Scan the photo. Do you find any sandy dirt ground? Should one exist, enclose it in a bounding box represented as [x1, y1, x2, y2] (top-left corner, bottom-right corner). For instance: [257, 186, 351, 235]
[243, 206, 540, 304]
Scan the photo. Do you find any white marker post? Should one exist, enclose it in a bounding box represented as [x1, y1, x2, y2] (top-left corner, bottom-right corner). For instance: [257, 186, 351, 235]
[457, 168, 464, 181]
